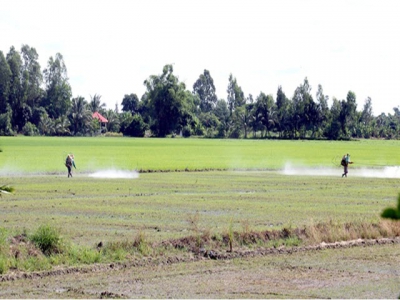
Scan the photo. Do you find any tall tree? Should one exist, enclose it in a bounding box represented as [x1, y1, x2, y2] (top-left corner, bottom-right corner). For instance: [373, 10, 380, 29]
[291, 77, 315, 137]
[20, 45, 43, 111]
[361, 97, 373, 125]
[193, 69, 218, 113]
[6, 46, 30, 131]
[316, 84, 330, 134]
[338, 91, 357, 137]
[254, 92, 276, 137]
[143, 64, 189, 137]
[0, 50, 11, 114]
[42, 53, 72, 119]
[275, 86, 290, 137]
[226, 74, 245, 115]
[325, 97, 342, 139]
[214, 99, 230, 137]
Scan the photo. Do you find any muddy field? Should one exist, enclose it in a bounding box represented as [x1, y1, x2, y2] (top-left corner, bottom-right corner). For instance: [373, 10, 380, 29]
[1, 238, 399, 298]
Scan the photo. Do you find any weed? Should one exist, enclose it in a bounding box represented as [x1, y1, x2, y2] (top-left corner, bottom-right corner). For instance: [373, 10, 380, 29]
[227, 218, 234, 252]
[0, 255, 8, 274]
[188, 212, 203, 249]
[30, 224, 62, 256]
[133, 230, 152, 256]
[80, 248, 101, 264]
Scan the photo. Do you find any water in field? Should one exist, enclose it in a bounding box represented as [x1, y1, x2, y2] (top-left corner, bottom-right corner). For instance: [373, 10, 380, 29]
[88, 169, 139, 179]
[282, 162, 400, 178]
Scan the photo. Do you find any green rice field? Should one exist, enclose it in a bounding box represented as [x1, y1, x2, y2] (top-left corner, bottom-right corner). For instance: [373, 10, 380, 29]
[1, 136, 400, 245]
[1, 136, 400, 173]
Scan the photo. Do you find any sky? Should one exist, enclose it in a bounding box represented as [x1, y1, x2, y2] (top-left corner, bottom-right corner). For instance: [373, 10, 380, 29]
[1, 0, 400, 116]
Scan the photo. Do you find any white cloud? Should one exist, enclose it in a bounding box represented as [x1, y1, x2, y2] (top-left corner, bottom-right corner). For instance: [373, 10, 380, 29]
[1, 0, 400, 115]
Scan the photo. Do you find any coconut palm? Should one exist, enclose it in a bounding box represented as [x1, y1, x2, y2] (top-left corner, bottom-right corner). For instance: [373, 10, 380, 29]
[89, 94, 106, 113]
[69, 96, 92, 135]
[38, 113, 55, 135]
[55, 115, 71, 136]
[103, 109, 120, 132]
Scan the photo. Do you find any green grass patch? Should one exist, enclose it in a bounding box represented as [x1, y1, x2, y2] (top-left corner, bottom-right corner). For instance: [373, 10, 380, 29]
[1, 136, 400, 173]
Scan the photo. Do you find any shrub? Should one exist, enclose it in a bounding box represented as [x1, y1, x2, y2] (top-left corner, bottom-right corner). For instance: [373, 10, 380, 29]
[22, 122, 39, 136]
[30, 225, 62, 256]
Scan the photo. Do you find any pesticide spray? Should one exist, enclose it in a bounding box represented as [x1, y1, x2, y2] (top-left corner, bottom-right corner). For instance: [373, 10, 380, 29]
[88, 169, 139, 179]
[281, 162, 400, 178]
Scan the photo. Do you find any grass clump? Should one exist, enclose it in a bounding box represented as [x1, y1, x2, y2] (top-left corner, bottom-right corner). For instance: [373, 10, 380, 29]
[30, 224, 63, 256]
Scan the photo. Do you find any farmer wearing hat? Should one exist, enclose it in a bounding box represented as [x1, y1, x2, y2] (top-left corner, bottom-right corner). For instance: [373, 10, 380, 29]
[65, 154, 76, 177]
[341, 153, 352, 177]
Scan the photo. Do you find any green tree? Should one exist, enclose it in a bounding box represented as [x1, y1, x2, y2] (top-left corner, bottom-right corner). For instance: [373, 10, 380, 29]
[338, 91, 357, 138]
[20, 45, 43, 114]
[89, 94, 106, 113]
[316, 84, 330, 137]
[119, 111, 134, 135]
[38, 112, 55, 135]
[325, 97, 342, 139]
[103, 109, 120, 132]
[6, 46, 27, 131]
[68, 96, 91, 135]
[0, 108, 13, 136]
[121, 93, 140, 115]
[143, 64, 189, 137]
[357, 96, 374, 138]
[275, 86, 291, 137]
[226, 74, 245, 115]
[0, 50, 11, 114]
[193, 69, 218, 113]
[125, 114, 148, 137]
[42, 53, 72, 119]
[254, 93, 276, 137]
[233, 104, 252, 138]
[214, 99, 231, 138]
[54, 115, 71, 136]
[291, 77, 317, 138]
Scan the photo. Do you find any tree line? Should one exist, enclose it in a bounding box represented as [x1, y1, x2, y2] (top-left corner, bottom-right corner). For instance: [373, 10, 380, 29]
[1, 45, 400, 139]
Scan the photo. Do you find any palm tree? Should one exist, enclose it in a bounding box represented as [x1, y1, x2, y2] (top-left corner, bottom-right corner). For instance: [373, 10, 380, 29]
[38, 113, 55, 136]
[69, 96, 92, 135]
[103, 109, 120, 132]
[55, 115, 71, 136]
[89, 94, 106, 113]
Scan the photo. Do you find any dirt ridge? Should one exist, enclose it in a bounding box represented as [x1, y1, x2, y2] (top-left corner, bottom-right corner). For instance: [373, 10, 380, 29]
[1, 236, 399, 283]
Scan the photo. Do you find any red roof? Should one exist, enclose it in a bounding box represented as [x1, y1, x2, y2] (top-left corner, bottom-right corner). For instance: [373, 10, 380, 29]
[92, 112, 108, 123]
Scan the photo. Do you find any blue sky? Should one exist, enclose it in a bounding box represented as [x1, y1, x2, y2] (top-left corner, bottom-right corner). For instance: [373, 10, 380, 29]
[1, 0, 399, 115]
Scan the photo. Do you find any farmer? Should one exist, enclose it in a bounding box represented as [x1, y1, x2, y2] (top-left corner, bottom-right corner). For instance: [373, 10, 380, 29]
[341, 153, 352, 177]
[65, 154, 76, 177]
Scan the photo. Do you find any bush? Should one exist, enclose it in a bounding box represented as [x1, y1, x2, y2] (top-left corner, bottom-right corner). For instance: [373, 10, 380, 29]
[30, 225, 62, 256]
[22, 122, 39, 136]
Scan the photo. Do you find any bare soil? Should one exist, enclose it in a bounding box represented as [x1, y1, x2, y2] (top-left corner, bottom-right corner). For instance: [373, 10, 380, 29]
[1, 237, 399, 298]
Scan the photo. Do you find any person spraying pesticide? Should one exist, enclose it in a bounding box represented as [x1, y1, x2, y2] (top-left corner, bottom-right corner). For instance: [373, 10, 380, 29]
[341, 153, 353, 177]
[65, 154, 76, 178]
